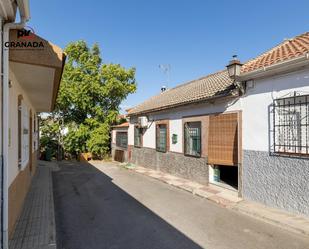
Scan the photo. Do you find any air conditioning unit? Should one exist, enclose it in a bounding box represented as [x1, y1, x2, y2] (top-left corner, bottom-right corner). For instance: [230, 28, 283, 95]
[137, 116, 148, 128]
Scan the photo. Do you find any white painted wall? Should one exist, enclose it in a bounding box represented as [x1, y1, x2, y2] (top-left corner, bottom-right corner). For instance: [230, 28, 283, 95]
[242, 69, 309, 152]
[8, 69, 37, 186]
[128, 118, 135, 146]
[128, 68, 309, 156]
[129, 97, 242, 152]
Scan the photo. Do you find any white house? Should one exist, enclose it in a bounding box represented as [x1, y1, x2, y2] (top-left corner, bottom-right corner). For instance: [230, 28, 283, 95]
[116, 31, 309, 217]
[0, 1, 65, 247]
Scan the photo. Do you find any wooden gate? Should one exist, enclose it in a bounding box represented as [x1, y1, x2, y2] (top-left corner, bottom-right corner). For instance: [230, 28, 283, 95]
[208, 113, 239, 166]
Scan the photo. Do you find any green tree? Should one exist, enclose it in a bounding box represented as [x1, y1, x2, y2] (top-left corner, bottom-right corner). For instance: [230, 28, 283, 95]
[54, 40, 136, 158]
[39, 115, 60, 159]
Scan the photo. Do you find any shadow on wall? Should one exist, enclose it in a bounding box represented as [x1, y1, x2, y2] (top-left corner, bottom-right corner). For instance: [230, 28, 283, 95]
[52, 161, 203, 249]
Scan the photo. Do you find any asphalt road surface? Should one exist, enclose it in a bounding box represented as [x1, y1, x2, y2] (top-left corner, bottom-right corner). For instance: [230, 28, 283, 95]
[53, 161, 309, 249]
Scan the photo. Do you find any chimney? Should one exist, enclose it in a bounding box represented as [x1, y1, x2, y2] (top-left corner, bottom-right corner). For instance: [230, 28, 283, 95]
[161, 86, 167, 93]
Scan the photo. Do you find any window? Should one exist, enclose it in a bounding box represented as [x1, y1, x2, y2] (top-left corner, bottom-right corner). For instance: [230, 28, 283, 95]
[134, 126, 142, 147]
[273, 94, 309, 156]
[156, 124, 167, 152]
[184, 122, 201, 157]
[33, 114, 37, 151]
[116, 132, 128, 148]
[18, 97, 30, 170]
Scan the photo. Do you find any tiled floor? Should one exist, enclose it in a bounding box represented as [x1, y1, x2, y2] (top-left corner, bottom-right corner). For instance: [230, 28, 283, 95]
[9, 161, 58, 249]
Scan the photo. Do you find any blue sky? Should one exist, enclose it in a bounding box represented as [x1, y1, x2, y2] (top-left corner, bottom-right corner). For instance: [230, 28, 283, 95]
[28, 0, 309, 112]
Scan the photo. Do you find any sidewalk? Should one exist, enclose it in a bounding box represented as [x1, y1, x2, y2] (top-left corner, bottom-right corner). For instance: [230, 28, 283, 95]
[125, 163, 309, 237]
[130, 165, 242, 207]
[9, 160, 59, 249]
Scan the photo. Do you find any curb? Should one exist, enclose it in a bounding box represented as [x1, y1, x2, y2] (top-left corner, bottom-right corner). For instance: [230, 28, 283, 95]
[232, 204, 309, 237]
[48, 165, 58, 249]
[127, 165, 309, 238]
[128, 166, 239, 209]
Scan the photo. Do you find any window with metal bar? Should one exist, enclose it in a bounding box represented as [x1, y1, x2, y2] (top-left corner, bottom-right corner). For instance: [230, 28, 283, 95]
[184, 122, 201, 157]
[273, 94, 309, 156]
[134, 126, 142, 147]
[156, 124, 167, 152]
[116, 132, 128, 148]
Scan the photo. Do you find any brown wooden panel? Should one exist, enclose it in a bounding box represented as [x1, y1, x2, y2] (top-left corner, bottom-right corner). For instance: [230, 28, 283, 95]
[114, 149, 125, 163]
[208, 113, 238, 166]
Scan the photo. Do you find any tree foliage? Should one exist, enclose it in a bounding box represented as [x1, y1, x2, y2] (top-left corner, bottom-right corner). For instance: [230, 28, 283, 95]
[41, 41, 136, 158]
[39, 115, 60, 159]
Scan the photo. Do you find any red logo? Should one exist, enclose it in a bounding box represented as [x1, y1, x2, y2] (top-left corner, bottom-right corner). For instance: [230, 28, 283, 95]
[17, 26, 35, 40]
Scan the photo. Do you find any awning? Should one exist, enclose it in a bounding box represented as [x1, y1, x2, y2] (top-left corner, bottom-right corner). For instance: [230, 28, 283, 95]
[8, 29, 66, 112]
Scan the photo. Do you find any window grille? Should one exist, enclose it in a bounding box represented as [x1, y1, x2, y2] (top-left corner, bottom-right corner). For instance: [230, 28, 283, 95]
[116, 132, 128, 148]
[134, 126, 142, 147]
[156, 124, 167, 152]
[273, 94, 309, 156]
[184, 122, 201, 157]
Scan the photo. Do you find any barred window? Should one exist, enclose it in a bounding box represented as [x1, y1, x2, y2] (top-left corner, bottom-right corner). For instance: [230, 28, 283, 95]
[134, 126, 142, 147]
[156, 124, 167, 152]
[273, 94, 309, 156]
[184, 122, 201, 157]
[116, 132, 128, 148]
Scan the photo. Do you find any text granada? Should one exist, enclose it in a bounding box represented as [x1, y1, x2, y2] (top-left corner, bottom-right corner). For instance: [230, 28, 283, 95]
[4, 41, 44, 48]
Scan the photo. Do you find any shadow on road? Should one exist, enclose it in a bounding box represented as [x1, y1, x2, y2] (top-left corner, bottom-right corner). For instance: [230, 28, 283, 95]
[53, 160, 203, 249]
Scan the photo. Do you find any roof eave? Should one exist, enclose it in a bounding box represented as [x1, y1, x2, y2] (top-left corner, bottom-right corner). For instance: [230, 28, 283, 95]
[0, 0, 17, 21]
[128, 91, 237, 117]
[51, 53, 67, 111]
[16, 0, 30, 21]
[240, 53, 309, 81]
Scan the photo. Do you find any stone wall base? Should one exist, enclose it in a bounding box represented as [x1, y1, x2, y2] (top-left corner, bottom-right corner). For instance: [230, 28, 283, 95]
[130, 147, 209, 185]
[243, 150, 309, 217]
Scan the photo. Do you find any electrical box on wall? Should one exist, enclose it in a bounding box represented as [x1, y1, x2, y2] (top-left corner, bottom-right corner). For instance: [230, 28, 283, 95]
[137, 116, 148, 128]
[246, 80, 255, 89]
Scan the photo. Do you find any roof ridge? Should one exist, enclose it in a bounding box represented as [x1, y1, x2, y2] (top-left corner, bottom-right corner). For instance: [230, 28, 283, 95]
[130, 69, 227, 111]
[133, 69, 226, 105]
[171, 69, 227, 90]
[243, 31, 309, 67]
[129, 69, 228, 114]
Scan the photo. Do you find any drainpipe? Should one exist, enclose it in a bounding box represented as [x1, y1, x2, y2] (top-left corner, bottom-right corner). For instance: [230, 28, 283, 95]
[1, 13, 28, 249]
[0, 16, 3, 249]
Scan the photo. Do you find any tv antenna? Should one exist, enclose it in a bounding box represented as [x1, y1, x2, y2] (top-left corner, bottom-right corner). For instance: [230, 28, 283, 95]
[159, 64, 171, 88]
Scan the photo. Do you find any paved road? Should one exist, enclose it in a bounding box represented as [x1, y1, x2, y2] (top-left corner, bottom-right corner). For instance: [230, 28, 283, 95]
[53, 161, 309, 249]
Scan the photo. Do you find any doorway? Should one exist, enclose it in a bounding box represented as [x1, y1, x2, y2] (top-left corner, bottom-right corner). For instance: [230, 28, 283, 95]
[209, 165, 238, 190]
[207, 112, 241, 193]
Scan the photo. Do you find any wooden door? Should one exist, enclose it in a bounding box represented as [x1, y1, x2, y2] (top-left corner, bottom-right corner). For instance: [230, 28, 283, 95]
[208, 113, 238, 166]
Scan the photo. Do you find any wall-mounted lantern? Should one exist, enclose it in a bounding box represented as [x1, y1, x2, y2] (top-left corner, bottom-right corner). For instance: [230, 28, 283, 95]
[226, 55, 243, 79]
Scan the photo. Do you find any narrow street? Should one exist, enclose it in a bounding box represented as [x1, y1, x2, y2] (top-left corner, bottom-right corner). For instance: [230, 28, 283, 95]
[53, 161, 309, 249]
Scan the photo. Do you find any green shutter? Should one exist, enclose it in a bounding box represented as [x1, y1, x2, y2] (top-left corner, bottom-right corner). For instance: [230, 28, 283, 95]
[184, 122, 201, 157]
[134, 127, 141, 147]
[156, 124, 167, 152]
[116, 132, 128, 148]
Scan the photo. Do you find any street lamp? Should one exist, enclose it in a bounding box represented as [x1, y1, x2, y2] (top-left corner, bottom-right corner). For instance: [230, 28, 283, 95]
[226, 55, 243, 79]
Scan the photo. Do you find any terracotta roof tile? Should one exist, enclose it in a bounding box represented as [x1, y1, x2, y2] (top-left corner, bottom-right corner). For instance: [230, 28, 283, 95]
[242, 32, 309, 73]
[112, 122, 129, 128]
[128, 70, 234, 115]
